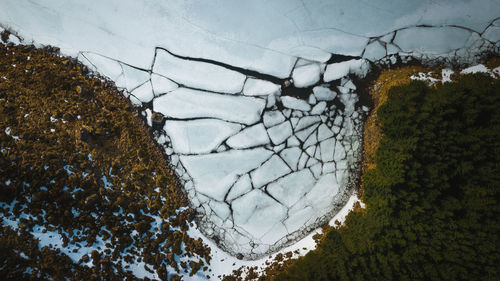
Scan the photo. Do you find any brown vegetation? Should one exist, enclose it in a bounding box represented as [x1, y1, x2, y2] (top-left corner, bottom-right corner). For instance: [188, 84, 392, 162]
[0, 37, 210, 280]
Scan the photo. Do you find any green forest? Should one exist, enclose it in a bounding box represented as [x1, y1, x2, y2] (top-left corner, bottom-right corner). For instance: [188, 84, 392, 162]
[275, 74, 500, 281]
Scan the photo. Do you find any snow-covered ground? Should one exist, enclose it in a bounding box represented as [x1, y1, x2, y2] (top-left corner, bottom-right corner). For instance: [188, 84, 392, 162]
[2, 0, 500, 279]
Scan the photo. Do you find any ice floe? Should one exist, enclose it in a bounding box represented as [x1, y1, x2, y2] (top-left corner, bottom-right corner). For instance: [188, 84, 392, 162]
[292, 63, 321, 88]
[153, 49, 246, 94]
[153, 88, 265, 125]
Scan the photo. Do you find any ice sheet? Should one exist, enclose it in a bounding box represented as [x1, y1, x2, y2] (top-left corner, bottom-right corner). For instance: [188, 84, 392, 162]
[164, 119, 242, 154]
[153, 88, 266, 125]
[181, 148, 273, 200]
[153, 49, 246, 93]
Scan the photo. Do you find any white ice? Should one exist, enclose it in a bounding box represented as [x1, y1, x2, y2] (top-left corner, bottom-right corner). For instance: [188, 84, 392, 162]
[292, 64, 321, 88]
[324, 59, 366, 82]
[313, 86, 337, 101]
[294, 116, 322, 131]
[279, 147, 302, 171]
[263, 110, 286, 128]
[180, 148, 273, 201]
[318, 123, 334, 141]
[226, 174, 253, 201]
[151, 73, 178, 96]
[281, 96, 312, 111]
[226, 123, 270, 149]
[310, 101, 327, 115]
[153, 49, 246, 94]
[394, 27, 471, 54]
[250, 154, 291, 188]
[232, 189, 287, 240]
[243, 78, 280, 96]
[164, 119, 242, 154]
[267, 121, 293, 145]
[130, 81, 154, 103]
[267, 169, 316, 207]
[2, 0, 498, 79]
[363, 41, 387, 61]
[153, 88, 265, 125]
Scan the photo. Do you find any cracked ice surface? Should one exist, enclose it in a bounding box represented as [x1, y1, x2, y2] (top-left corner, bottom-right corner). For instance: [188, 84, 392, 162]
[2, 0, 500, 261]
[80, 46, 370, 258]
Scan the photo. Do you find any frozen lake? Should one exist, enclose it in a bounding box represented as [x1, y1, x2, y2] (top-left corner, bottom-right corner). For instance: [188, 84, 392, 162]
[1, 0, 499, 276]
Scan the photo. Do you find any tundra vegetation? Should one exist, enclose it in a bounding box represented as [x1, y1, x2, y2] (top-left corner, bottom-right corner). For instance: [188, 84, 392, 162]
[0, 37, 211, 280]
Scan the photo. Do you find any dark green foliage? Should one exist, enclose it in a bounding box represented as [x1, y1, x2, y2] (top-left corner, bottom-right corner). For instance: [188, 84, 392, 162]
[276, 74, 500, 281]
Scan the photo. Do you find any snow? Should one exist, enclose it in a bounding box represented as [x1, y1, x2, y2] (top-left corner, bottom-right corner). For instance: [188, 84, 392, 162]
[461, 64, 489, 74]
[164, 119, 242, 154]
[31, 225, 112, 270]
[226, 123, 270, 149]
[243, 78, 280, 96]
[292, 64, 321, 88]
[442, 68, 454, 82]
[280, 96, 312, 111]
[411, 72, 439, 84]
[312, 86, 337, 101]
[153, 88, 265, 125]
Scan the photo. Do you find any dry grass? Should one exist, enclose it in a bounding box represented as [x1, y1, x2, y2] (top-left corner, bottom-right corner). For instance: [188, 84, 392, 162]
[361, 66, 438, 173]
[0, 38, 210, 280]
